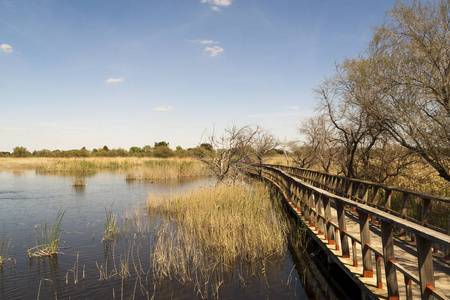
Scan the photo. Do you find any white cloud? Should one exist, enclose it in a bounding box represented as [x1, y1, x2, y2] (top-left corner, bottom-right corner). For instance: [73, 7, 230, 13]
[204, 46, 224, 57]
[188, 39, 219, 44]
[201, 0, 232, 10]
[0, 44, 13, 53]
[201, 0, 232, 7]
[153, 105, 174, 112]
[106, 77, 124, 83]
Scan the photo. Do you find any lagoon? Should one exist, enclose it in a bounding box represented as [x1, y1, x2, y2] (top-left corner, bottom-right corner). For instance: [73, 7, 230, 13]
[0, 170, 338, 299]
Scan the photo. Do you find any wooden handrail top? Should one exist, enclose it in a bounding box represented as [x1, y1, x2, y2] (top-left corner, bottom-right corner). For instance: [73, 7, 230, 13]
[265, 164, 450, 203]
[264, 166, 450, 248]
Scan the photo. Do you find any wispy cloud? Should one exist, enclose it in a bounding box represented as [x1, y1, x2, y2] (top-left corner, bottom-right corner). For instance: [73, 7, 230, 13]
[153, 105, 174, 112]
[0, 44, 13, 53]
[187, 39, 220, 44]
[204, 46, 224, 57]
[201, 0, 232, 11]
[106, 77, 124, 83]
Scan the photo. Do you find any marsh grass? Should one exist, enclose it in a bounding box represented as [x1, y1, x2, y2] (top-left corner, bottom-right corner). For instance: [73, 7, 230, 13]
[72, 176, 86, 186]
[126, 158, 209, 180]
[0, 157, 210, 180]
[28, 208, 65, 258]
[147, 181, 288, 296]
[0, 226, 13, 266]
[102, 204, 120, 243]
[382, 164, 450, 230]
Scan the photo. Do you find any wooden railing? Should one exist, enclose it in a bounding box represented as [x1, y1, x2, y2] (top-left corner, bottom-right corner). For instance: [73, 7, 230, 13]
[254, 165, 450, 300]
[266, 165, 450, 243]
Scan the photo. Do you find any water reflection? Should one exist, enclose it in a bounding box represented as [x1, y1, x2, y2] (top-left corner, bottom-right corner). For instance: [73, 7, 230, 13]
[72, 185, 86, 193]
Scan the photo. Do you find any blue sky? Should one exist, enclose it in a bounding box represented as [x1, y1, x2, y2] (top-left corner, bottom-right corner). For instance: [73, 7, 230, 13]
[1, 0, 397, 151]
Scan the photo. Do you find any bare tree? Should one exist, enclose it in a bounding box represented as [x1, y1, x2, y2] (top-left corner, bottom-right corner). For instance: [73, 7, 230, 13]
[249, 126, 279, 177]
[298, 113, 339, 172]
[314, 60, 384, 178]
[196, 124, 258, 183]
[365, 0, 450, 181]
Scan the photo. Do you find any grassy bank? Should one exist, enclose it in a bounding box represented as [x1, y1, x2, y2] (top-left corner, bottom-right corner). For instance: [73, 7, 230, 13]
[0, 157, 209, 178]
[126, 160, 209, 180]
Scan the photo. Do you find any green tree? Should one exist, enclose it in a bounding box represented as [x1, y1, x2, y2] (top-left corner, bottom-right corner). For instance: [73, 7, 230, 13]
[12, 146, 31, 157]
[154, 141, 169, 148]
[153, 145, 175, 158]
[129, 146, 143, 156]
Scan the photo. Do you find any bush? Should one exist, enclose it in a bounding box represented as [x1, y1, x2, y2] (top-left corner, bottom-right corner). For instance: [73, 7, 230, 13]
[153, 146, 175, 158]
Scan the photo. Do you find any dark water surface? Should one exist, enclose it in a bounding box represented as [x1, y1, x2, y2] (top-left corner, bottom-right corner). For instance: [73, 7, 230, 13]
[0, 171, 338, 299]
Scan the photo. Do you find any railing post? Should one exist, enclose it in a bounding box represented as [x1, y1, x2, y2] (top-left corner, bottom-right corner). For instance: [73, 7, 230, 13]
[380, 220, 400, 300]
[314, 192, 324, 235]
[404, 275, 413, 300]
[375, 253, 382, 289]
[321, 196, 335, 245]
[422, 197, 431, 227]
[336, 201, 350, 258]
[384, 189, 392, 212]
[358, 210, 373, 277]
[352, 182, 361, 201]
[346, 181, 353, 198]
[362, 185, 369, 203]
[371, 186, 380, 206]
[447, 214, 450, 259]
[306, 190, 313, 226]
[416, 235, 435, 300]
[352, 238, 358, 267]
[399, 193, 409, 236]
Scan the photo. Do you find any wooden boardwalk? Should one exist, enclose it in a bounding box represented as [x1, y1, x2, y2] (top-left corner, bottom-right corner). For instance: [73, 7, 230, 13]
[254, 165, 450, 300]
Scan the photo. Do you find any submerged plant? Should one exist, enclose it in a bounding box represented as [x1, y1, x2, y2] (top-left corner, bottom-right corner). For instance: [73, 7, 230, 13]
[102, 204, 119, 242]
[0, 226, 13, 266]
[28, 208, 65, 258]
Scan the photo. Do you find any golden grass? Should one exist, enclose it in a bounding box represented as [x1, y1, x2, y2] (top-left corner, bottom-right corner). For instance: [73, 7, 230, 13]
[126, 159, 210, 180]
[147, 181, 287, 294]
[264, 154, 291, 166]
[0, 157, 210, 179]
[0, 157, 52, 171]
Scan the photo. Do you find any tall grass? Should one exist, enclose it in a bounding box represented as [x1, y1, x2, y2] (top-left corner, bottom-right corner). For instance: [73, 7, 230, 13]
[0, 157, 210, 179]
[126, 158, 209, 180]
[147, 181, 288, 295]
[102, 204, 120, 243]
[28, 208, 65, 258]
[0, 226, 13, 266]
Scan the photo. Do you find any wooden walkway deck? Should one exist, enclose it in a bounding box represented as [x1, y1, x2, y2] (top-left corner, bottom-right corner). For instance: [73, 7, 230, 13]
[254, 165, 450, 300]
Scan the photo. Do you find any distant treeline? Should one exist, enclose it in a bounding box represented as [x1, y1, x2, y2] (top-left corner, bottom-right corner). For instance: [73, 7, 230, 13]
[1, 143, 284, 159]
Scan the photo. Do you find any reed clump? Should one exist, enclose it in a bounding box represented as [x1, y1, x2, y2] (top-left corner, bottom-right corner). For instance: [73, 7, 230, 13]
[28, 208, 65, 258]
[72, 176, 86, 186]
[102, 205, 120, 243]
[0, 227, 13, 266]
[147, 182, 287, 294]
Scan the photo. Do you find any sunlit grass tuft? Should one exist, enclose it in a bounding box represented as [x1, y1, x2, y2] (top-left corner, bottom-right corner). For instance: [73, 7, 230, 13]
[102, 204, 120, 243]
[28, 208, 65, 258]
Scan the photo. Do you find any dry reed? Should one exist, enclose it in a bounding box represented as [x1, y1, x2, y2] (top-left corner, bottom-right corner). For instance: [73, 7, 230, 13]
[147, 181, 287, 296]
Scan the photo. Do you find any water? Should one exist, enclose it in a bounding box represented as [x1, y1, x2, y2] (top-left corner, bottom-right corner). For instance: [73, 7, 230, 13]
[0, 170, 338, 299]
